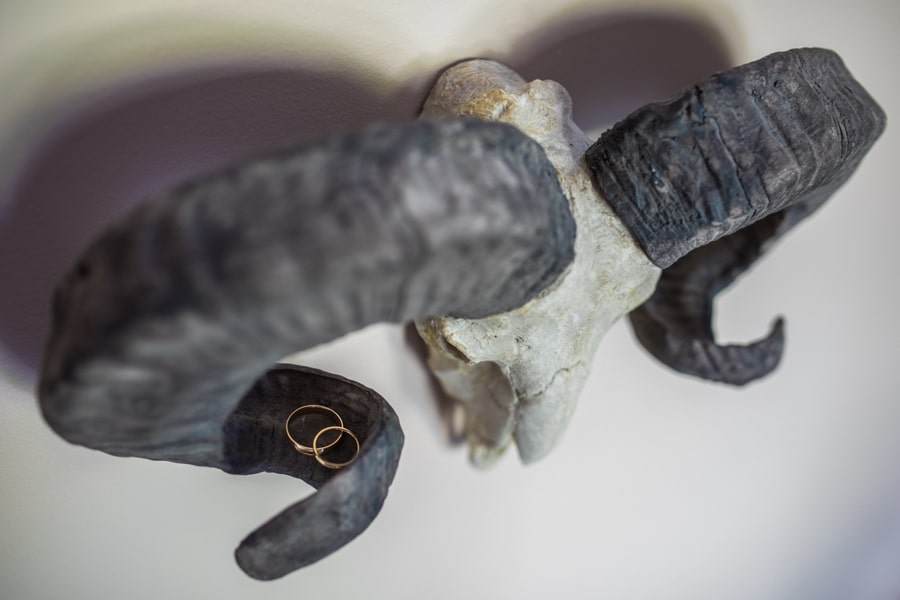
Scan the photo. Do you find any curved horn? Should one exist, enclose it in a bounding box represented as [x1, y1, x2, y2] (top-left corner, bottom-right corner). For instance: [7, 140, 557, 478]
[585, 48, 885, 384]
[225, 364, 403, 580]
[38, 118, 576, 576]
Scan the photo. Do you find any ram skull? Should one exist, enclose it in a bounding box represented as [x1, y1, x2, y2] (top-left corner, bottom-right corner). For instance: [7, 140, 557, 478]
[37, 48, 885, 579]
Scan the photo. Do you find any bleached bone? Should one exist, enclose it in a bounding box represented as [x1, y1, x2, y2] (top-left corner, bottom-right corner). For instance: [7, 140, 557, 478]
[416, 60, 660, 466]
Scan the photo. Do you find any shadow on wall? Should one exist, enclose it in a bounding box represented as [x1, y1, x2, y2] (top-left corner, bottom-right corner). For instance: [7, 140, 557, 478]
[0, 10, 731, 385]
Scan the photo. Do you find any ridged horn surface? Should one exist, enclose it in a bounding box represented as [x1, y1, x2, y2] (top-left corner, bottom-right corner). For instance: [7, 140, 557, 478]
[37, 118, 576, 577]
[586, 48, 886, 384]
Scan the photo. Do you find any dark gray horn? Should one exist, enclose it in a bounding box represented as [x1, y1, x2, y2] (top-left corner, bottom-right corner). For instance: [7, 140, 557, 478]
[225, 364, 403, 580]
[585, 48, 886, 384]
[38, 118, 576, 577]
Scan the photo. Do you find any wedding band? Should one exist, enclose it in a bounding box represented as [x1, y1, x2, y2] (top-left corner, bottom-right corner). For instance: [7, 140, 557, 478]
[285, 404, 343, 456]
[312, 426, 360, 469]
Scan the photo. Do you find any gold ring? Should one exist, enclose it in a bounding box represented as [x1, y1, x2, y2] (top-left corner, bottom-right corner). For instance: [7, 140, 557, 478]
[285, 405, 343, 456]
[312, 426, 360, 469]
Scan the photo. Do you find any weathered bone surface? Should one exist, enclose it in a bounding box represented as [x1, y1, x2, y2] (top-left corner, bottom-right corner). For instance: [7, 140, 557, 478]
[587, 48, 886, 384]
[416, 60, 660, 466]
[38, 118, 576, 577]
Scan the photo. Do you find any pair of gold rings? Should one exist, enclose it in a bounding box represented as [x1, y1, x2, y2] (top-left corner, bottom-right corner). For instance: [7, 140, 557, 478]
[285, 404, 360, 469]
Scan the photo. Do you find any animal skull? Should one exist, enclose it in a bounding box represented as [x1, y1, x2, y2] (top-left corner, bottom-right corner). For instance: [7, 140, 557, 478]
[36, 48, 885, 579]
[416, 60, 660, 466]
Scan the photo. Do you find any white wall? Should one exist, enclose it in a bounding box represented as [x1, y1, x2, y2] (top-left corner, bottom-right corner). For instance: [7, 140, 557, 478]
[1, 1, 898, 599]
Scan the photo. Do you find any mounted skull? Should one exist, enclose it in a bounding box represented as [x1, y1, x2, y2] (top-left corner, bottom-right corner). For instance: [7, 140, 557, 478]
[37, 48, 885, 579]
[418, 48, 887, 465]
[416, 59, 660, 466]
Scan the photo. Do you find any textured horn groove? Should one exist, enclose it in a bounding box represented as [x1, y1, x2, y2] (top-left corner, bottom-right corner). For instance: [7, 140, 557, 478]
[587, 48, 885, 269]
[37, 118, 575, 576]
[586, 48, 885, 384]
